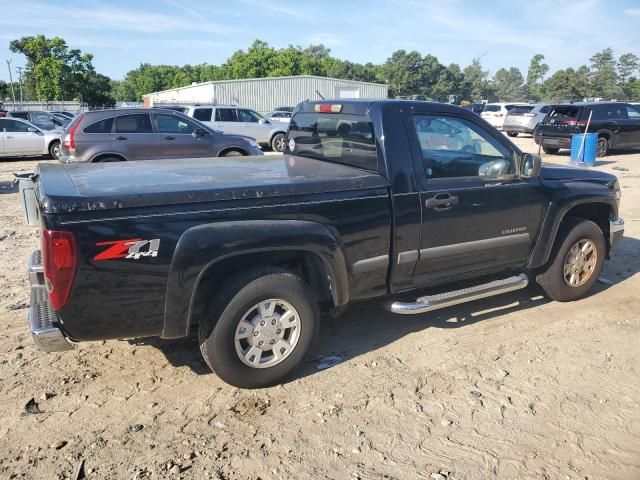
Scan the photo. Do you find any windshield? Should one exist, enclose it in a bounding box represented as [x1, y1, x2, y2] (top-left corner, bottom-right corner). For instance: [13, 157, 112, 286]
[549, 106, 581, 119]
[287, 112, 378, 171]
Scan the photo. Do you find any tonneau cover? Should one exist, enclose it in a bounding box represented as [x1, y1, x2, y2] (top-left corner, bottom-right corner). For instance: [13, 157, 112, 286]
[36, 155, 389, 214]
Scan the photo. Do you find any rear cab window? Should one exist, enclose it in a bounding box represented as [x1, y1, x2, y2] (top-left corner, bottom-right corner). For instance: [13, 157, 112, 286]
[508, 106, 535, 114]
[287, 112, 378, 171]
[548, 106, 582, 120]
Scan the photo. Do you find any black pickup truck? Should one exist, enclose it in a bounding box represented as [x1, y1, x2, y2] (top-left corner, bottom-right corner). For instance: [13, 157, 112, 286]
[21, 100, 624, 388]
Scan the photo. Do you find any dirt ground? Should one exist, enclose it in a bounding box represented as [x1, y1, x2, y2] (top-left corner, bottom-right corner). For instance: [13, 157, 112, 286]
[0, 136, 639, 480]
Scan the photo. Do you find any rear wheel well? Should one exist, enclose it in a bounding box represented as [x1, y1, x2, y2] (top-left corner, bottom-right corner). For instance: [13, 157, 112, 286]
[92, 153, 126, 163]
[190, 251, 334, 329]
[218, 147, 247, 157]
[560, 202, 611, 253]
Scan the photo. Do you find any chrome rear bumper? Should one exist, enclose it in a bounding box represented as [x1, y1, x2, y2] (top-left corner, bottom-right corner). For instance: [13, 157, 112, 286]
[28, 250, 74, 353]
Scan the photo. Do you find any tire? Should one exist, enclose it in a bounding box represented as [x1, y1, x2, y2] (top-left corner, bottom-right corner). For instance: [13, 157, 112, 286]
[542, 146, 560, 154]
[536, 218, 605, 302]
[94, 156, 124, 163]
[49, 141, 62, 160]
[271, 133, 286, 153]
[198, 267, 320, 388]
[221, 149, 244, 157]
[507, 132, 518, 137]
[597, 137, 609, 158]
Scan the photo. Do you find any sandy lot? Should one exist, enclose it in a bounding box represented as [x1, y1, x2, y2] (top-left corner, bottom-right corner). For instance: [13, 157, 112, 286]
[0, 137, 639, 480]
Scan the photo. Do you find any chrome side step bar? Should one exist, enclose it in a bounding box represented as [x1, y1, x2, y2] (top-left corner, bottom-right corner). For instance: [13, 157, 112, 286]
[386, 274, 529, 315]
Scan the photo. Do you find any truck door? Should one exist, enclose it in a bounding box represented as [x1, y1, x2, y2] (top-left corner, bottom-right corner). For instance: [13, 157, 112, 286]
[407, 111, 546, 286]
[618, 104, 640, 147]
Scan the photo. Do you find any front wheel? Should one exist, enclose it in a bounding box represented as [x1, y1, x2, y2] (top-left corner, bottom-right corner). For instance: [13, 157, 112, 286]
[198, 268, 319, 388]
[507, 131, 518, 137]
[536, 218, 605, 302]
[271, 133, 286, 153]
[542, 146, 560, 154]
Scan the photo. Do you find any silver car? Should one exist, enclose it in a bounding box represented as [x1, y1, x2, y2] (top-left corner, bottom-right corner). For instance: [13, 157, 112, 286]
[182, 105, 289, 152]
[0, 117, 62, 159]
[60, 108, 263, 163]
[503, 104, 551, 137]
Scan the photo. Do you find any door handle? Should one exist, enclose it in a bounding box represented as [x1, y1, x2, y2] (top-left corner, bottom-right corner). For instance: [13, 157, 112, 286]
[425, 193, 459, 210]
[5, 135, 13, 139]
[113, 136, 127, 140]
[163, 135, 175, 140]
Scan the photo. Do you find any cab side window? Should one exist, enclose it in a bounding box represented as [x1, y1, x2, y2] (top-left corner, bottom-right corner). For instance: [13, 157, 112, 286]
[626, 105, 640, 119]
[215, 108, 238, 122]
[237, 109, 262, 123]
[412, 115, 514, 179]
[193, 108, 212, 122]
[0, 119, 31, 132]
[114, 114, 153, 134]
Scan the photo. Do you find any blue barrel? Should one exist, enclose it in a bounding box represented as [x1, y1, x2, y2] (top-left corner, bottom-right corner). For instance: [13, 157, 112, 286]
[571, 133, 597, 166]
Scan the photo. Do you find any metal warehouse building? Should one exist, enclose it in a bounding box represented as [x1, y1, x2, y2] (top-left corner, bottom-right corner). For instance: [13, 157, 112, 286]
[143, 75, 388, 113]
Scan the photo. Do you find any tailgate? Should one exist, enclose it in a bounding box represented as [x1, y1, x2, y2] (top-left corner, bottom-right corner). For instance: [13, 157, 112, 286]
[536, 105, 584, 137]
[14, 172, 40, 226]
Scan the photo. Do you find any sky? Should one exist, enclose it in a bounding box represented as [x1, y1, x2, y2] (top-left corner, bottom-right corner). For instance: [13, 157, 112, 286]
[1, 0, 640, 82]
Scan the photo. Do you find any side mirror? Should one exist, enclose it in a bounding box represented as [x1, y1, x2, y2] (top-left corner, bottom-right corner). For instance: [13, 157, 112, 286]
[192, 128, 207, 137]
[27, 127, 38, 133]
[521, 153, 541, 178]
[259, 118, 268, 124]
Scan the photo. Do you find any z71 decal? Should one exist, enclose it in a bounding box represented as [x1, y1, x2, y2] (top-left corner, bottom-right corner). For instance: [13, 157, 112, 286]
[95, 238, 160, 261]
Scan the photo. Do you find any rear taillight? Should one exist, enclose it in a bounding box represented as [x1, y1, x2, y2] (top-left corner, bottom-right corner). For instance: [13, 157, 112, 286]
[63, 114, 84, 151]
[42, 230, 77, 310]
[565, 120, 587, 127]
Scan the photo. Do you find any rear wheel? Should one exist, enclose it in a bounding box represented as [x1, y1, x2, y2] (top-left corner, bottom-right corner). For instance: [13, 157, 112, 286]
[507, 132, 518, 137]
[597, 137, 609, 157]
[271, 133, 286, 153]
[542, 146, 560, 154]
[48, 141, 62, 160]
[198, 268, 320, 388]
[536, 218, 605, 302]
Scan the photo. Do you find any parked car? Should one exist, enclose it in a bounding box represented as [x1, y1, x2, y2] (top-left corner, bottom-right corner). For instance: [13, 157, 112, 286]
[8, 111, 67, 130]
[182, 105, 289, 152]
[503, 104, 551, 137]
[0, 117, 62, 159]
[480, 103, 529, 130]
[60, 108, 263, 163]
[20, 100, 624, 388]
[534, 102, 640, 157]
[462, 103, 485, 115]
[50, 111, 75, 119]
[265, 110, 292, 123]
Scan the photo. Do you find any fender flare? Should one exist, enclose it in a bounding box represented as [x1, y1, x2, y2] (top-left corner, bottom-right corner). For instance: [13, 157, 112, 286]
[162, 220, 349, 339]
[528, 190, 616, 268]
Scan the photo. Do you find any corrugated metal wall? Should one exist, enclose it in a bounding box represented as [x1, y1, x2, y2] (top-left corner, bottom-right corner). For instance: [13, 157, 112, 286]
[146, 76, 388, 113]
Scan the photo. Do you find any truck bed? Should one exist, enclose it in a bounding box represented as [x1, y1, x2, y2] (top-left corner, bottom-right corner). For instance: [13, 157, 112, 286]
[36, 155, 389, 214]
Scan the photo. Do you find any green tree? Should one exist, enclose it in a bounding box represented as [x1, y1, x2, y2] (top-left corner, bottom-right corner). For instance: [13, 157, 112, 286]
[589, 48, 623, 99]
[462, 58, 489, 101]
[618, 53, 639, 99]
[9, 35, 112, 104]
[381, 50, 425, 97]
[526, 54, 549, 101]
[493, 67, 525, 101]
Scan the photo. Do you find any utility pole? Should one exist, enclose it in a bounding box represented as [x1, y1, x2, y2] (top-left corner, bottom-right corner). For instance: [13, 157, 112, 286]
[16, 66, 24, 109]
[6, 59, 17, 108]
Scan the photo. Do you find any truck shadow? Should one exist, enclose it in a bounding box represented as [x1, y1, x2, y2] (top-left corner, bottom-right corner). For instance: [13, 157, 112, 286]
[144, 235, 640, 381]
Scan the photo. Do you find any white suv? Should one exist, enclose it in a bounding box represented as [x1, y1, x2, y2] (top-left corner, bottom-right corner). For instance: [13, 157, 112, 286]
[480, 103, 529, 130]
[183, 105, 288, 152]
